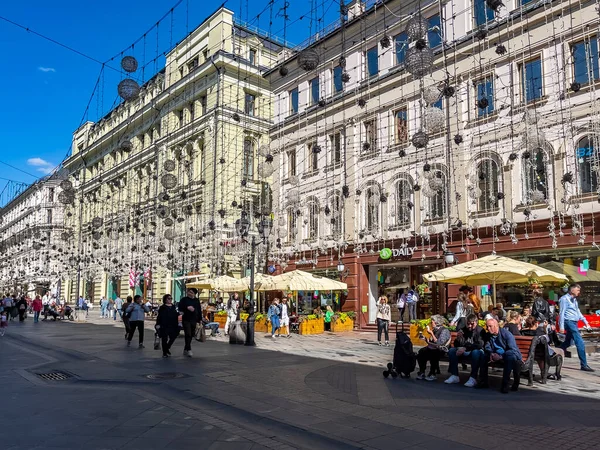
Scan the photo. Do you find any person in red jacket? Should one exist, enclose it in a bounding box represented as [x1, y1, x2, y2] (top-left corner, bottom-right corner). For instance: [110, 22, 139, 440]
[32, 296, 43, 323]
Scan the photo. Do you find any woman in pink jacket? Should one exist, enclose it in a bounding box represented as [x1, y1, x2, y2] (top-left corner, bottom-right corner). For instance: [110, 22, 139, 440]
[32, 296, 43, 323]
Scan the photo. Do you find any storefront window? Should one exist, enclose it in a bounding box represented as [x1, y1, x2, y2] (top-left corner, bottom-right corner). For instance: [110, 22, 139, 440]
[577, 136, 598, 193]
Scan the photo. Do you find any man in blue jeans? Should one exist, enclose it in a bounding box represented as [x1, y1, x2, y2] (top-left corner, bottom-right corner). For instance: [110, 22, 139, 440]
[559, 284, 594, 372]
[480, 317, 522, 393]
[445, 314, 485, 388]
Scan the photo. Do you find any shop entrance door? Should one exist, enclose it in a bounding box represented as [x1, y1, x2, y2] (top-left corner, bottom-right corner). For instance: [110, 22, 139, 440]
[368, 265, 378, 323]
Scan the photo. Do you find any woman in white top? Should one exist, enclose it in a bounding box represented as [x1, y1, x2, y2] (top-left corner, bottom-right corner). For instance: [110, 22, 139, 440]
[450, 293, 474, 330]
[376, 296, 391, 346]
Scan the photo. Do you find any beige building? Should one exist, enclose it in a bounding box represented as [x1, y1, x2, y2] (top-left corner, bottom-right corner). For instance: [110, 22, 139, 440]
[62, 6, 284, 303]
[0, 174, 67, 297]
[265, 0, 600, 324]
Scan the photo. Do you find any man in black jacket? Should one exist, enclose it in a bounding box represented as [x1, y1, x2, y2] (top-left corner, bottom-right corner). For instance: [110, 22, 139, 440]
[444, 314, 485, 388]
[178, 288, 201, 357]
[532, 290, 552, 324]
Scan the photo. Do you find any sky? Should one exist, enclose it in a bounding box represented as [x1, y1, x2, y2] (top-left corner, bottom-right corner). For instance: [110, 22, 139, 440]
[0, 0, 340, 201]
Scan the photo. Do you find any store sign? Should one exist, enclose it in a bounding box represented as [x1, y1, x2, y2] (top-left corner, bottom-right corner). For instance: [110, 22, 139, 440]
[296, 259, 318, 266]
[380, 246, 414, 259]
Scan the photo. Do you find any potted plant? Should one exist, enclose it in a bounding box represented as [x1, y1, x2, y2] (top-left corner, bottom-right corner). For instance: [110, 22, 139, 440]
[213, 310, 228, 328]
[331, 311, 356, 332]
[298, 314, 324, 335]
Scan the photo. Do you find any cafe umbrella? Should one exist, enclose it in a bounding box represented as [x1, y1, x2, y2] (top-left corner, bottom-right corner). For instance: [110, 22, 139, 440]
[422, 254, 569, 302]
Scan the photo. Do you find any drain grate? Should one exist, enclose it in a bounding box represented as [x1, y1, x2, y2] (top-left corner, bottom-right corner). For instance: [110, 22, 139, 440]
[145, 372, 189, 380]
[37, 371, 73, 381]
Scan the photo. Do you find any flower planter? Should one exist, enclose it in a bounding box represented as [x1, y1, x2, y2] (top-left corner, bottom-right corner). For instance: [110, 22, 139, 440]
[331, 318, 354, 332]
[214, 314, 228, 329]
[299, 317, 324, 335]
[409, 323, 430, 346]
[254, 317, 269, 333]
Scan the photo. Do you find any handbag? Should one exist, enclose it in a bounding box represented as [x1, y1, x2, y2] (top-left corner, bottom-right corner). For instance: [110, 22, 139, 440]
[153, 333, 161, 350]
[194, 324, 206, 342]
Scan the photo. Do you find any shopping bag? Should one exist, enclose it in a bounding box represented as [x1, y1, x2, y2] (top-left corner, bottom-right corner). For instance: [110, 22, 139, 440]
[153, 333, 160, 350]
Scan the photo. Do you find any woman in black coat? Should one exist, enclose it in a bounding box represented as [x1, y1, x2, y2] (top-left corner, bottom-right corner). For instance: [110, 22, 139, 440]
[156, 294, 180, 357]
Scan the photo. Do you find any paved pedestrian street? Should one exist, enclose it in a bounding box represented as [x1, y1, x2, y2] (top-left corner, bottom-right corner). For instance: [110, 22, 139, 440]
[2, 319, 599, 450]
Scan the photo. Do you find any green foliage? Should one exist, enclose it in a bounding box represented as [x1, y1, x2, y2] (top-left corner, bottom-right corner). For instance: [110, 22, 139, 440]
[254, 313, 265, 321]
[215, 310, 227, 317]
[416, 282, 428, 296]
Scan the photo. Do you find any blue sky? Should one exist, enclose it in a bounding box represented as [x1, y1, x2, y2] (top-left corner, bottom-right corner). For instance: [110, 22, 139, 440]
[0, 0, 339, 195]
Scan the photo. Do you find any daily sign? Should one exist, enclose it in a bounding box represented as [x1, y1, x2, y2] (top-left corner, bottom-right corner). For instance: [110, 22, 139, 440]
[379, 247, 414, 260]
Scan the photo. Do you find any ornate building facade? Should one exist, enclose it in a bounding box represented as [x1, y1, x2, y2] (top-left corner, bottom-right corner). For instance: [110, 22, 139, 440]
[61, 6, 284, 303]
[266, 0, 600, 326]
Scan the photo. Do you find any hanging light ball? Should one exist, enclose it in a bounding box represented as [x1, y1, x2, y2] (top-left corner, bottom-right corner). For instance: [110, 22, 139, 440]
[380, 35, 391, 48]
[118, 79, 140, 101]
[161, 174, 177, 190]
[289, 175, 299, 186]
[522, 150, 531, 159]
[405, 15, 429, 40]
[164, 229, 175, 240]
[121, 56, 138, 73]
[157, 206, 170, 219]
[288, 190, 300, 204]
[486, 0, 504, 12]
[477, 97, 489, 109]
[258, 144, 270, 157]
[58, 191, 75, 204]
[571, 82, 581, 92]
[60, 180, 73, 191]
[530, 190, 545, 203]
[298, 49, 320, 71]
[495, 44, 507, 55]
[425, 106, 445, 131]
[279, 66, 289, 76]
[92, 217, 103, 228]
[423, 84, 442, 104]
[341, 72, 350, 83]
[411, 130, 429, 148]
[164, 160, 176, 172]
[405, 47, 434, 78]
[454, 134, 463, 145]
[368, 195, 380, 207]
[257, 162, 275, 178]
[399, 149, 406, 157]
[508, 152, 518, 161]
[278, 216, 285, 227]
[443, 85, 455, 98]
[413, 184, 421, 191]
[120, 140, 133, 152]
[232, 112, 241, 122]
[429, 176, 444, 191]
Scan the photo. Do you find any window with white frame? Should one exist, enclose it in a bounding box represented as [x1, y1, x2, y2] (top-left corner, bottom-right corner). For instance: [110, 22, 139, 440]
[522, 148, 548, 203]
[363, 120, 377, 153]
[427, 169, 447, 219]
[330, 132, 342, 165]
[577, 136, 599, 193]
[307, 201, 319, 240]
[476, 159, 500, 211]
[396, 179, 413, 227]
[287, 207, 297, 242]
[365, 187, 380, 232]
[307, 142, 318, 171]
[330, 194, 343, 236]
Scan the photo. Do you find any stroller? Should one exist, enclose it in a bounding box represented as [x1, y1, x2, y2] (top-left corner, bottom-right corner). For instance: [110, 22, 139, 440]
[383, 331, 417, 379]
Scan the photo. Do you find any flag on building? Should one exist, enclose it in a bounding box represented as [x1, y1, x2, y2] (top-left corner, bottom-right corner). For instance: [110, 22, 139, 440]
[129, 268, 137, 289]
[144, 267, 152, 287]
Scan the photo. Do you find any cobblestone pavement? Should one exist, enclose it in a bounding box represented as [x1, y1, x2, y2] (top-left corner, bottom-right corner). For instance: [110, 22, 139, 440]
[2, 316, 600, 450]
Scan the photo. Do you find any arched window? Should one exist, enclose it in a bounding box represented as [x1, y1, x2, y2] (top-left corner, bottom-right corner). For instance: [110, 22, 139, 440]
[307, 202, 319, 240]
[476, 159, 499, 211]
[330, 194, 343, 237]
[396, 179, 413, 227]
[424, 169, 448, 219]
[577, 136, 598, 193]
[522, 148, 548, 203]
[286, 207, 297, 243]
[366, 187, 380, 232]
[243, 139, 254, 179]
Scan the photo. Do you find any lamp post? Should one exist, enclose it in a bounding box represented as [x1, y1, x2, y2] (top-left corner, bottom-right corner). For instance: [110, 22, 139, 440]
[235, 211, 272, 346]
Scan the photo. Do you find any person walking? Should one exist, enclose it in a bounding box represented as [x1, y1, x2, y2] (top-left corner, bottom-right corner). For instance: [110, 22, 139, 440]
[178, 288, 201, 357]
[122, 296, 133, 339]
[100, 296, 108, 318]
[125, 295, 149, 348]
[267, 298, 281, 339]
[224, 293, 239, 336]
[278, 297, 291, 338]
[559, 284, 594, 372]
[113, 296, 123, 321]
[396, 289, 407, 322]
[406, 287, 419, 321]
[156, 294, 180, 358]
[32, 295, 43, 323]
[17, 297, 28, 322]
[376, 296, 391, 346]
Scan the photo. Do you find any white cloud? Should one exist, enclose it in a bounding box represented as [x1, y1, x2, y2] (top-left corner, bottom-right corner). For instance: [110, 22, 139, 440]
[38, 67, 56, 73]
[27, 157, 55, 174]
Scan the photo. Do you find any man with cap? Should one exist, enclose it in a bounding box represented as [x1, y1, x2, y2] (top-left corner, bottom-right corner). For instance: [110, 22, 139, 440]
[178, 287, 201, 357]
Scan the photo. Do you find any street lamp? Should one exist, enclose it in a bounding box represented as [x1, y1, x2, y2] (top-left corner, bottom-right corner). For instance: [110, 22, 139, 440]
[235, 211, 272, 346]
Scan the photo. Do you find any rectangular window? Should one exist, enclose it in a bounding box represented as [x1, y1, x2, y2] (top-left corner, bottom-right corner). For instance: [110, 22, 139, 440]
[395, 32, 408, 64]
[249, 49, 257, 65]
[572, 37, 600, 85]
[200, 141, 206, 178]
[520, 57, 543, 103]
[287, 208, 297, 242]
[366, 46, 379, 78]
[310, 77, 320, 105]
[290, 87, 299, 114]
[521, 0, 535, 5]
[333, 66, 343, 94]
[48, 188, 55, 203]
[287, 150, 297, 177]
[364, 120, 377, 152]
[178, 66, 184, 79]
[189, 102, 195, 121]
[308, 143, 318, 171]
[474, 0, 494, 27]
[187, 56, 199, 72]
[243, 139, 254, 179]
[47, 209, 53, 224]
[428, 15, 442, 48]
[330, 133, 342, 165]
[203, 49, 209, 61]
[475, 77, 494, 116]
[245, 93, 256, 116]
[200, 95, 207, 115]
[178, 109, 184, 127]
[395, 108, 408, 144]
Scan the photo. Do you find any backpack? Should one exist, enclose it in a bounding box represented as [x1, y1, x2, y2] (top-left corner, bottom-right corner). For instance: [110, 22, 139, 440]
[393, 332, 417, 377]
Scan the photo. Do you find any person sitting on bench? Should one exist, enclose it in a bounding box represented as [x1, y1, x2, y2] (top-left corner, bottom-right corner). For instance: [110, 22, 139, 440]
[416, 315, 451, 382]
[202, 317, 220, 336]
[480, 317, 522, 393]
[445, 314, 485, 388]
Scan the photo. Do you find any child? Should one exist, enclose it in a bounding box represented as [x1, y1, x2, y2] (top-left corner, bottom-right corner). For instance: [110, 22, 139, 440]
[0, 313, 8, 336]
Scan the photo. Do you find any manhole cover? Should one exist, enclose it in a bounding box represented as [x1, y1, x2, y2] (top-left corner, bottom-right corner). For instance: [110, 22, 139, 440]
[145, 372, 189, 380]
[37, 371, 73, 381]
